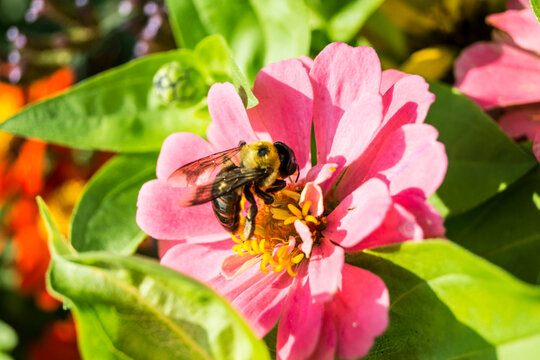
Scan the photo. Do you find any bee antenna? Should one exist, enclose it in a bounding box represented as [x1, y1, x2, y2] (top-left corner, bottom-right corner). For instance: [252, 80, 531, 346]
[295, 164, 300, 182]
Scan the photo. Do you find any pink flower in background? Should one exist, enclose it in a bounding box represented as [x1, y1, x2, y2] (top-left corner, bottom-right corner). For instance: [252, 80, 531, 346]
[137, 43, 447, 359]
[455, 0, 540, 161]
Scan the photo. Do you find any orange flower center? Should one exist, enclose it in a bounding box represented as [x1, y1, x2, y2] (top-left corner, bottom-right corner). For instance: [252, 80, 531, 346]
[230, 185, 327, 277]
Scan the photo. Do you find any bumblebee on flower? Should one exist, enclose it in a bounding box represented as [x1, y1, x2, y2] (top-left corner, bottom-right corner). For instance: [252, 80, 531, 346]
[137, 42, 447, 359]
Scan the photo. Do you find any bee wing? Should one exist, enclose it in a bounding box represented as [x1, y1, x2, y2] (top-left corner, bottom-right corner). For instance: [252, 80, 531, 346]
[177, 167, 270, 206]
[167, 146, 243, 188]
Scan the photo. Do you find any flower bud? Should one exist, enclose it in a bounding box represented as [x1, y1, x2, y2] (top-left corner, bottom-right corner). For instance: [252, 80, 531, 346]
[152, 61, 207, 107]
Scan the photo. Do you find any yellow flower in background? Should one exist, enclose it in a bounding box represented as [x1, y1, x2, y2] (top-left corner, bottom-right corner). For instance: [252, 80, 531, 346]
[401, 46, 456, 81]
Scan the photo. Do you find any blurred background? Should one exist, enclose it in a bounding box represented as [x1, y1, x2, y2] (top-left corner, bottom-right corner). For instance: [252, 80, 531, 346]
[0, 0, 507, 359]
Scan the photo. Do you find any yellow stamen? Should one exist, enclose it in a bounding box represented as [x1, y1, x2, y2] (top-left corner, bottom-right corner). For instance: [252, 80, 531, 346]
[284, 216, 298, 225]
[251, 239, 260, 253]
[291, 253, 305, 264]
[287, 204, 303, 218]
[287, 263, 298, 277]
[302, 201, 312, 217]
[260, 254, 270, 273]
[281, 189, 301, 201]
[231, 233, 243, 243]
[305, 215, 319, 224]
[271, 208, 292, 220]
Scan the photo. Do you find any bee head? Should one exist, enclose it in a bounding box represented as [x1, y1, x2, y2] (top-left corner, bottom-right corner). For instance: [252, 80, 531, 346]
[274, 142, 299, 181]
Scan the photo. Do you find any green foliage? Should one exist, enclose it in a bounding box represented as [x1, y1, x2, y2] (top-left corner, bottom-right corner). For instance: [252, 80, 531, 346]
[446, 166, 540, 284]
[0, 35, 254, 153]
[0, 320, 17, 357]
[347, 240, 540, 360]
[38, 198, 270, 360]
[531, 0, 540, 23]
[326, 0, 385, 42]
[426, 82, 537, 216]
[70, 154, 157, 255]
[164, 0, 310, 81]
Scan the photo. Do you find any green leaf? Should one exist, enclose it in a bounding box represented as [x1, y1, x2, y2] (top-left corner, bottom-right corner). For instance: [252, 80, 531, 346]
[1, 50, 210, 152]
[70, 153, 157, 255]
[445, 166, 540, 284]
[0, 320, 17, 353]
[531, 0, 540, 23]
[165, 0, 310, 81]
[327, 0, 384, 42]
[0, 36, 254, 152]
[426, 82, 537, 216]
[347, 240, 540, 360]
[195, 35, 258, 108]
[38, 200, 271, 360]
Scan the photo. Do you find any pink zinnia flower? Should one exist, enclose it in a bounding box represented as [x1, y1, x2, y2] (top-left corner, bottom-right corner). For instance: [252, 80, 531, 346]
[137, 43, 447, 359]
[455, 0, 540, 161]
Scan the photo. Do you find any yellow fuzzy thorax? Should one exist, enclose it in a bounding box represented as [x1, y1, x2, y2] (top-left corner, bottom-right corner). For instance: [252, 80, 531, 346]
[239, 140, 280, 187]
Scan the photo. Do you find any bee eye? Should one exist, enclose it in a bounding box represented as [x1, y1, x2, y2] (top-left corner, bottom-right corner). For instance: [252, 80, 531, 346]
[257, 148, 269, 157]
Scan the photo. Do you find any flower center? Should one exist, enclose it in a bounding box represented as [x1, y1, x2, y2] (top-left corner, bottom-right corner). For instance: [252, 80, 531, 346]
[231, 185, 327, 277]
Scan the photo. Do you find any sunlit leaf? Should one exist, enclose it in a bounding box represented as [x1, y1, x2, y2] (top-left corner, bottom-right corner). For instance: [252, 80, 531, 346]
[426, 82, 537, 216]
[446, 166, 540, 284]
[348, 240, 540, 360]
[38, 198, 271, 360]
[70, 153, 157, 255]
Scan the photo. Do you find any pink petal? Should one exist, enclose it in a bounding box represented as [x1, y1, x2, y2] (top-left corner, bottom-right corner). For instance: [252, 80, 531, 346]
[335, 77, 436, 201]
[487, 9, 540, 56]
[156, 132, 215, 180]
[366, 124, 447, 197]
[381, 74, 434, 128]
[229, 271, 294, 338]
[136, 179, 225, 240]
[325, 93, 383, 167]
[308, 238, 344, 302]
[347, 202, 423, 252]
[277, 273, 323, 360]
[311, 43, 381, 162]
[455, 42, 540, 109]
[298, 56, 314, 72]
[326, 264, 389, 359]
[162, 240, 293, 339]
[299, 182, 324, 217]
[247, 59, 313, 173]
[498, 105, 540, 140]
[393, 188, 446, 238]
[295, 220, 314, 257]
[534, 132, 540, 162]
[380, 69, 409, 94]
[305, 163, 339, 195]
[325, 177, 392, 248]
[221, 253, 261, 279]
[160, 240, 233, 282]
[206, 82, 258, 150]
[306, 312, 337, 360]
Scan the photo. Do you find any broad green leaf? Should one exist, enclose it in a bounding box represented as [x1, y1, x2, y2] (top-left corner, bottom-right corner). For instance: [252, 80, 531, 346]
[164, 0, 310, 81]
[0, 320, 17, 353]
[347, 240, 540, 360]
[38, 199, 271, 360]
[426, 82, 537, 216]
[327, 0, 384, 42]
[0, 36, 253, 152]
[70, 153, 157, 255]
[531, 0, 540, 23]
[445, 166, 540, 284]
[1, 50, 210, 152]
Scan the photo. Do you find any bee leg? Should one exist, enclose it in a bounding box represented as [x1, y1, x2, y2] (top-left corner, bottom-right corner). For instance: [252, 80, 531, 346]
[254, 185, 274, 205]
[243, 186, 258, 240]
[266, 179, 287, 193]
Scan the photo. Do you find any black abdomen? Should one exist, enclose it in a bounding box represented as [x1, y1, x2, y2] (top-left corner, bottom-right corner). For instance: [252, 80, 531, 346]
[211, 168, 242, 233]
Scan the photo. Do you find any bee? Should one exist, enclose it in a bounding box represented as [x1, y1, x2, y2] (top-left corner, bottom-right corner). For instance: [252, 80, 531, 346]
[167, 140, 299, 240]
